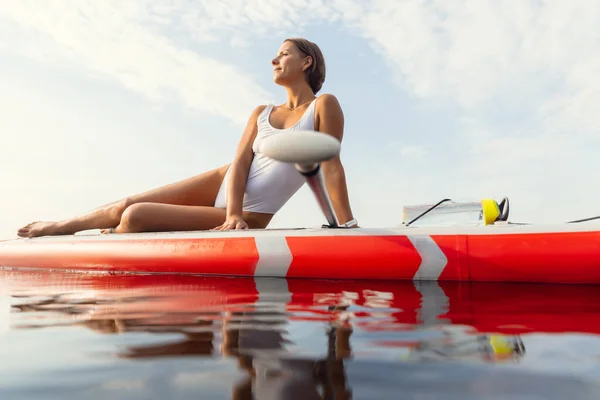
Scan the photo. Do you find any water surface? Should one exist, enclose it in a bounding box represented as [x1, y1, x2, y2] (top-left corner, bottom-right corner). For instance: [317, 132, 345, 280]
[1, 269, 599, 399]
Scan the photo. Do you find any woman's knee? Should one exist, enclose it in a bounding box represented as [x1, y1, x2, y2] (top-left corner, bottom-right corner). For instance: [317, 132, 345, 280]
[101, 198, 132, 222]
[119, 202, 154, 232]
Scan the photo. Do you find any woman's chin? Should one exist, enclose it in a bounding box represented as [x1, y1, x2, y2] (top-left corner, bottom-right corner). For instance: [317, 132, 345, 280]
[273, 75, 285, 85]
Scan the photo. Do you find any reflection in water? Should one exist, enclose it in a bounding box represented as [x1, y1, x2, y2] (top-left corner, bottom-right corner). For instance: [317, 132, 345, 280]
[1, 270, 600, 399]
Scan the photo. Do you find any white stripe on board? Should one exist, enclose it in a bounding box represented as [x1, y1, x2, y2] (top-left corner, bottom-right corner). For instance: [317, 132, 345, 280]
[408, 235, 448, 281]
[253, 236, 293, 277]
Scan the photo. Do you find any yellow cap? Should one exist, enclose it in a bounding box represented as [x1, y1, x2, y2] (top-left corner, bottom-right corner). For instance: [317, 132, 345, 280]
[481, 199, 500, 225]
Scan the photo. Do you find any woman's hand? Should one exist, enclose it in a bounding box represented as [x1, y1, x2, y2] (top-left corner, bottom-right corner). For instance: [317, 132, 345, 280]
[212, 215, 249, 231]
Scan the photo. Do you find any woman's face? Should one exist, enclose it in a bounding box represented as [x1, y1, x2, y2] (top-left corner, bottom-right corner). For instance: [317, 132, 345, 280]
[272, 41, 310, 86]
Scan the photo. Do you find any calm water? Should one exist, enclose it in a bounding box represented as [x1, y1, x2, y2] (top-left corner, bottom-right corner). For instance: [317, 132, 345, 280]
[1, 270, 600, 399]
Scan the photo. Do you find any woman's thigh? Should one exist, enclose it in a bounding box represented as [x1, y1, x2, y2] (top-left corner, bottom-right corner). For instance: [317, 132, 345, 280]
[123, 164, 231, 208]
[116, 202, 227, 233]
[116, 202, 273, 233]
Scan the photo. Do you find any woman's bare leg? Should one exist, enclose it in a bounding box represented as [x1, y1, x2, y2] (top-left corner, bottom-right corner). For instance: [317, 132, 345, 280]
[113, 203, 225, 233]
[113, 202, 271, 233]
[17, 164, 231, 238]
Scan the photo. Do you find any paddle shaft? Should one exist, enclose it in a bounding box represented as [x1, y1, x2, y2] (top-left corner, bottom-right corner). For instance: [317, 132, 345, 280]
[296, 163, 339, 227]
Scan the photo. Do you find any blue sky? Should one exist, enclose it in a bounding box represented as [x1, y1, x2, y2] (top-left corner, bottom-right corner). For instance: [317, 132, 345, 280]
[1, 0, 599, 239]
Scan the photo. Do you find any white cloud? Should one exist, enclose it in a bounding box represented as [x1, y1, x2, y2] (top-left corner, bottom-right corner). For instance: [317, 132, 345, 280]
[173, 0, 342, 45]
[353, 0, 599, 119]
[4, 0, 596, 135]
[0, 0, 272, 125]
[346, 0, 600, 152]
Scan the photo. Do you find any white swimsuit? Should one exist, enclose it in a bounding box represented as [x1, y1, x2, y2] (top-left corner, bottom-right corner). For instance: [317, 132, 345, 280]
[214, 98, 317, 214]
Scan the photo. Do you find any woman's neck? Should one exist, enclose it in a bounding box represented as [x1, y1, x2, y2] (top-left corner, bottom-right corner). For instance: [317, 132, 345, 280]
[284, 82, 316, 110]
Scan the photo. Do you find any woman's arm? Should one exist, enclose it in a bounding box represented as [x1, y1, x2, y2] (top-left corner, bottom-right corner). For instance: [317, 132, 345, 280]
[214, 105, 266, 230]
[315, 94, 357, 227]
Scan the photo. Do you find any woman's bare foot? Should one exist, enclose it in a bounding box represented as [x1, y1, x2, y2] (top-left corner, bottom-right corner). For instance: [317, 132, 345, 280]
[17, 221, 71, 238]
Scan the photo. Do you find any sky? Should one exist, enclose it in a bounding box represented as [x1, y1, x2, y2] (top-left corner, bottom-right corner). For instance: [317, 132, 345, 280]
[1, 0, 599, 239]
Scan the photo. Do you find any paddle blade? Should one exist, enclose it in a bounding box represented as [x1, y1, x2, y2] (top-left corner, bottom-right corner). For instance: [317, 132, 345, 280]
[260, 130, 341, 164]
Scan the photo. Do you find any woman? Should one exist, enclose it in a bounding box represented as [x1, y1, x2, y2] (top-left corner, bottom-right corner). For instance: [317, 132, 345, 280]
[17, 38, 357, 238]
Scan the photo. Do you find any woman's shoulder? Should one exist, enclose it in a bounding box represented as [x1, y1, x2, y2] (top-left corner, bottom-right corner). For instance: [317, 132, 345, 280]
[251, 104, 269, 116]
[315, 93, 343, 115]
[317, 92, 340, 102]
[244, 104, 270, 124]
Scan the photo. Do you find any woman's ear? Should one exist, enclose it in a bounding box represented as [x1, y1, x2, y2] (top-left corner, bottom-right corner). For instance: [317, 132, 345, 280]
[303, 55, 313, 72]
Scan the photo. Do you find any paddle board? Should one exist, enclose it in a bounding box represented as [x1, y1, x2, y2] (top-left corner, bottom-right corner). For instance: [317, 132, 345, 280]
[1, 221, 599, 284]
